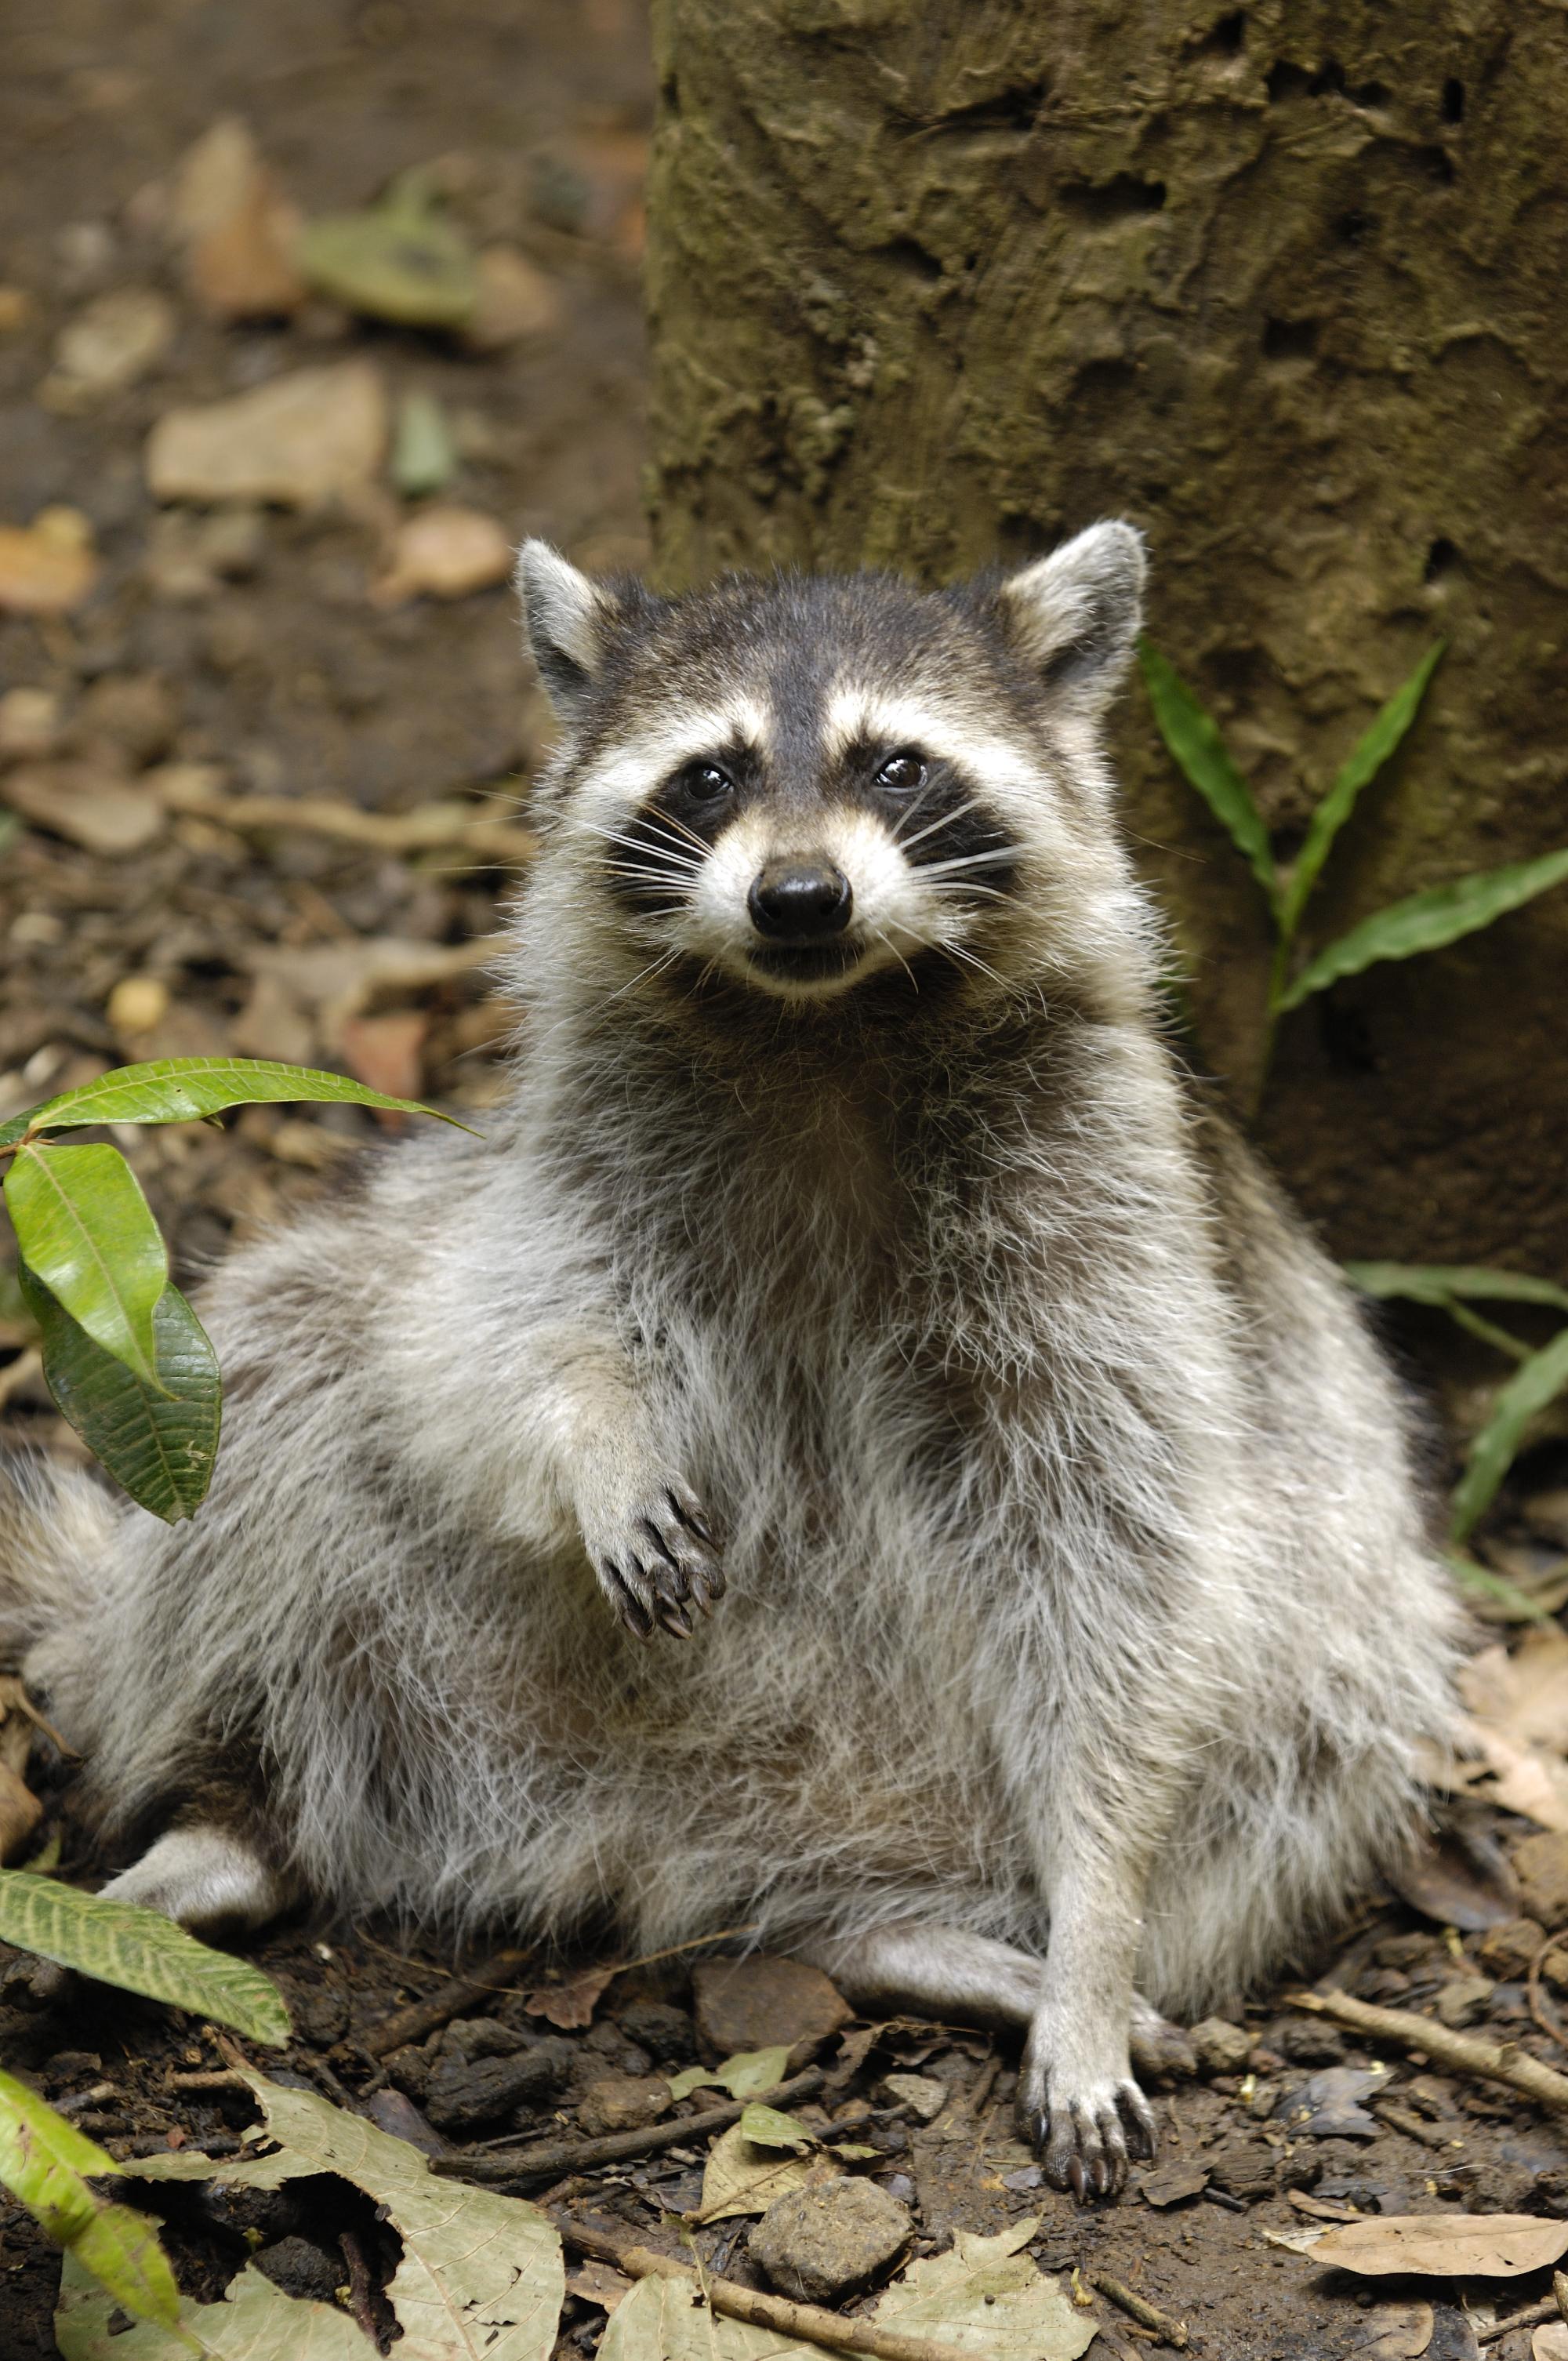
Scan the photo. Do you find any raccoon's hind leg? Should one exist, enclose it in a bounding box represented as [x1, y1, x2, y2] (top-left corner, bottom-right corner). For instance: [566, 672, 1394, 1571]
[100, 1825, 301, 1939]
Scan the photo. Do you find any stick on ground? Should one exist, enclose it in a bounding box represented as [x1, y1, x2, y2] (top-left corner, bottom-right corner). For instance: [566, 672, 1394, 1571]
[364, 1945, 533, 2057]
[561, 2212, 1007, 2361]
[1089, 2269, 1190, 2348]
[1290, 1987, 1568, 2115]
[430, 2068, 826, 2182]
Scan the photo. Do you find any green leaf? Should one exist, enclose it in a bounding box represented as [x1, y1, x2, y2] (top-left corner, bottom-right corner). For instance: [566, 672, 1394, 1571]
[24, 1053, 462, 1135]
[21, 1266, 220, 1523]
[1138, 640, 1278, 913]
[392, 389, 459, 498]
[1345, 1262, 1568, 1316]
[664, 2044, 791, 2102]
[1279, 643, 1444, 943]
[296, 171, 479, 329]
[0, 1871, 290, 2044]
[1276, 845, 1568, 1012]
[735, 2103, 815, 2151]
[0, 2069, 183, 2332]
[1450, 1326, 1568, 1544]
[5, 1143, 166, 1387]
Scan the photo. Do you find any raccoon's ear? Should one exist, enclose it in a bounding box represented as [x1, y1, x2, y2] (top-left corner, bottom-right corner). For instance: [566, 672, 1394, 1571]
[515, 541, 620, 717]
[995, 521, 1146, 717]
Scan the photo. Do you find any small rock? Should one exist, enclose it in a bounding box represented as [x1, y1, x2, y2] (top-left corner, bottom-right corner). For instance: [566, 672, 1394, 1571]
[0, 688, 63, 761]
[146, 361, 388, 509]
[383, 2043, 432, 2101]
[461, 245, 562, 351]
[108, 976, 171, 1038]
[1189, 2017, 1251, 2076]
[0, 510, 100, 616]
[1139, 2159, 1210, 2208]
[576, 2072, 671, 2136]
[1512, 1832, 1568, 1930]
[425, 2041, 572, 2131]
[292, 1984, 350, 2047]
[438, 2018, 525, 2065]
[254, 2236, 341, 2305]
[1435, 1974, 1495, 2029]
[77, 673, 179, 767]
[1477, 1918, 1547, 1978]
[172, 119, 305, 320]
[365, 2087, 445, 2156]
[1276, 2066, 1385, 2138]
[1276, 2019, 1347, 2065]
[692, 1957, 851, 2059]
[40, 288, 176, 412]
[880, 2072, 946, 2123]
[877, 2171, 918, 2207]
[615, 2000, 696, 2064]
[750, 2175, 912, 2305]
[2, 761, 164, 855]
[1203, 2138, 1277, 2203]
[370, 504, 513, 606]
[1372, 1932, 1443, 1970]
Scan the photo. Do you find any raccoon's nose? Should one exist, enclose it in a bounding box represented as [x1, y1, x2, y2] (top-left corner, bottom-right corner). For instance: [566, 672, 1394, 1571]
[747, 861, 853, 943]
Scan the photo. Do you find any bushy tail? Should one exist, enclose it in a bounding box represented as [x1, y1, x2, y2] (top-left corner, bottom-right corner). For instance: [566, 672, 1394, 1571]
[0, 1450, 116, 1667]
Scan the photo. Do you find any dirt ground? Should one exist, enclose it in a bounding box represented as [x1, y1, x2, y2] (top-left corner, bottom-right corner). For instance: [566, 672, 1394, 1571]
[4, 5, 1568, 2358]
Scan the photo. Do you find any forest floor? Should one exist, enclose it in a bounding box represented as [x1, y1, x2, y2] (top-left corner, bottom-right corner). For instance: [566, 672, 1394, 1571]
[5, 5, 1568, 2359]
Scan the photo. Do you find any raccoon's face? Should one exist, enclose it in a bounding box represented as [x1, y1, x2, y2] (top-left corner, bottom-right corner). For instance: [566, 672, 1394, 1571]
[517, 525, 1149, 1013]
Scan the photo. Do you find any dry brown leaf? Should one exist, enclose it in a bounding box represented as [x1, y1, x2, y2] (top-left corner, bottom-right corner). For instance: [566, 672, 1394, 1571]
[172, 119, 305, 319]
[565, 2259, 633, 2315]
[1273, 2214, 1568, 2278]
[147, 363, 387, 508]
[0, 510, 100, 616]
[1464, 1630, 1568, 1750]
[521, 1960, 617, 2030]
[371, 505, 514, 606]
[1348, 2307, 1434, 2358]
[2, 761, 165, 855]
[695, 2121, 818, 2222]
[1534, 2326, 1568, 2360]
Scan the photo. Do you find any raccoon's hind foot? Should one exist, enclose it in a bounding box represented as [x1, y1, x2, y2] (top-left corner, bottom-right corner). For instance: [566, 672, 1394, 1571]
[100, 1825, 300, 1940]
[583, 1476, 724, 1640]
[1016, 2003, 1157, 2200]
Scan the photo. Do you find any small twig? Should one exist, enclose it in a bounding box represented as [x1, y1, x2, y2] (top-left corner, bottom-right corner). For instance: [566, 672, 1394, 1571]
[167, 2069, 251, 2092]
[1477, 2295, 1556, 2345]
[430, 2068, 825, 2184]
[558, 2210, 1000, 2361]
[1369, 2097, 1452, 2150]
[156, 774, 539, 866]
[1089, 2272, 1190, 2349]
[1290, 1989, 1568, 2116]
[363, 1946, 532, 2057]
[338, 2226, 380, 2348]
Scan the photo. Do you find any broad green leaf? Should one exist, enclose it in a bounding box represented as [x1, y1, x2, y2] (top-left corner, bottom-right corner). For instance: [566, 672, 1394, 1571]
[0, 1871, 290, 2044]
[695, 2119, 815, 2222]
[737, 2104, 815, 2151]
[5, 1143, 166, 1387]
[1277, 845, 1568, 1012]
[296, 172, 479, 329]
[1451, 1326, 1568, 1543]
[21, 1267, 220, 1523]
[665, 2044, 791, 2102]
[0, 2070, 183, 2333]
[25, 1054, 459, 1135]
[136, 2072, 563, 2361]
[1138, 640, 1278, 913]
[57, 2254, 364, 2361]
[1345, 1262, 1568, 1316]
[1279, 643, 1444, 942]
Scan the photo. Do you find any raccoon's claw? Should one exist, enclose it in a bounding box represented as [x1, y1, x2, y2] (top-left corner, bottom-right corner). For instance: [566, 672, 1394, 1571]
[595, 1481, 724, 1641]
[1017, 2070, 1156, 2200]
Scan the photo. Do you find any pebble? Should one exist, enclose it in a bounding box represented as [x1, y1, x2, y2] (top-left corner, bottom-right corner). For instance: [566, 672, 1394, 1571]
[146, 361, 388, 508]
[750, 2174, 912, 2305]
[880, 2072, 947, 2123]
[1189, 2016, 1251, 2076]
[575, 2071, 671, 2136]
[691, 1956, 850, 2058]
[615, 2000, 697, 2065]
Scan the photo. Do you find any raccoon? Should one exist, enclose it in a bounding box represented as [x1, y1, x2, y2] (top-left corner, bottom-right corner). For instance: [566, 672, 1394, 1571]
[0, 524, 1459, 2199]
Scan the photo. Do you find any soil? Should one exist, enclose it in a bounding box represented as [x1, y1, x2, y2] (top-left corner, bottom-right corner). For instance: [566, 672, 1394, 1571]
[1, 6, 1566, 2359]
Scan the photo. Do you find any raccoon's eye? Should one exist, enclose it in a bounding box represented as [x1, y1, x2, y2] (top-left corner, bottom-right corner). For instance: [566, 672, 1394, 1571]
[875, 752, 926, 795]
[674, 761, 735, 807]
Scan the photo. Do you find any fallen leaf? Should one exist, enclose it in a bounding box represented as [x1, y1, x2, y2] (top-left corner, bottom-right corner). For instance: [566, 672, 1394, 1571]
[56, 2253, 367, 2359]
[1389, 1818, 1523, 1930]
[1277, 2064, 1389, 2138]
[1464, 1627, 1568, 1749]
[597, 2274, 814, 2359]
[171, 119, 304, 319]
[1138, 2159, 1210, 2207]
[0, 510, 100, 616]
[297, 172, 478, 328]
[521, 1959, 616, 2030]
[244, 935, 491, 1045]
[40, 289, 176, 412]
[371, 504, 513, 605]
[135, 2072, 563, 2358]
[666, 2045, 792, 2103]
[1348, 2306, 1435, 2358]
[462, 245, 562, 351]
[696, 2122, 816, 2222]
[341, 1011, 427, 1110]
[0, 686, 63, 759]
[2, 762, 164, 855]
[738, 2105, 815, 2152]
[871, 2216, 1099, 2359]
[1536, 2328, 1568, 2361]
[1270, 2214, 1568, 2278]
[147, 362, 387, 508]
[565, 2259, 633, 2316]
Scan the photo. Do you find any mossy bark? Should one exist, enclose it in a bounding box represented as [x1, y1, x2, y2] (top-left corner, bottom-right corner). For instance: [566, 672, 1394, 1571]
[644, 0, 1568, 1284]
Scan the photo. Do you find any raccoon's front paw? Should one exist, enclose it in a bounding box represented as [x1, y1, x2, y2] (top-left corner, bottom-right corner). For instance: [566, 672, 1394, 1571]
[586, 1478, 724, 1640]
[1017, 2011, 1156, 2200]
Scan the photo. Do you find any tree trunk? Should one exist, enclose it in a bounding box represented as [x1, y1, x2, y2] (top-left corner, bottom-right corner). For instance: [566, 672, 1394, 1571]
[644, 0, 1568, 1289]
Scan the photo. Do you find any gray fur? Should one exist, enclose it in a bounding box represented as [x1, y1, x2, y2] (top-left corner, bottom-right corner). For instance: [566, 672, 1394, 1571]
[0, 525, 1460, 2196]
